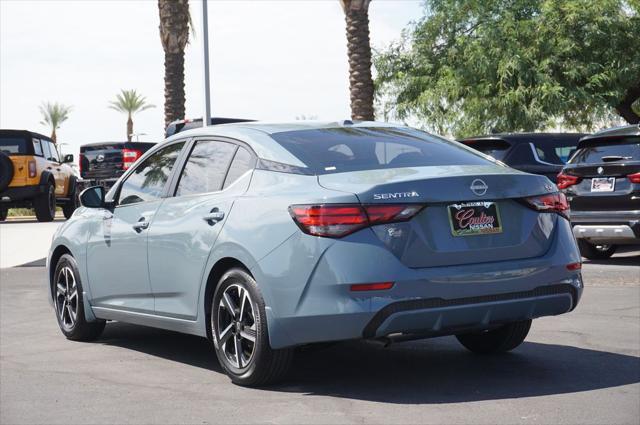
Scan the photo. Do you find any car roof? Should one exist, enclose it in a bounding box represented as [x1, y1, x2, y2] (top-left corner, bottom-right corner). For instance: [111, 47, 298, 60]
[80, 141, 156, 148]
[163, 120, 403, 166]
[0, 129, 53, 142]
[579, 124, 640, 143]
[459, 132, 587, 144]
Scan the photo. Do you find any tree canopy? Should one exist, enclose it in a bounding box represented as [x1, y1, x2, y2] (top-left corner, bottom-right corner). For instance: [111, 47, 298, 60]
[39, 102, 72, 143]
[374, 0, 640, 138]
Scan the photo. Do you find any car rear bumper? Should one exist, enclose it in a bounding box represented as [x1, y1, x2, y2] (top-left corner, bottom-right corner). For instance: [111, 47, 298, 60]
[570, 210, 640, 243]
[256, 216, 583, 349]
[0, 185, 45, 204]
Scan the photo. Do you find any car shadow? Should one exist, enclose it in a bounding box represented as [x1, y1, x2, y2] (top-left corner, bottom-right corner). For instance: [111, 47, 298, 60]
[99, 322, 640, 403]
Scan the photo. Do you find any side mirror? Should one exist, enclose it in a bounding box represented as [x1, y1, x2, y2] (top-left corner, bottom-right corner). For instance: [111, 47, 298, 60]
[79, 186, 106, 208]
[63, 154, 74, 163]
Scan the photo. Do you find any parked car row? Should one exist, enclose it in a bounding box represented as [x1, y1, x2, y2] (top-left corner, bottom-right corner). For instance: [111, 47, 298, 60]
[460, 125, 640, 259]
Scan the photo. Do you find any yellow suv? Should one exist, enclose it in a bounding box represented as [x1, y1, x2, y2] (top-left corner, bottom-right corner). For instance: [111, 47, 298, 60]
[0, 130, 79, 222]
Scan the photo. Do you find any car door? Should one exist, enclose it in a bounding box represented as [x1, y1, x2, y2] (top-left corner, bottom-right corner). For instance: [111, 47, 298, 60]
[147, 140, 256, 319]
[85, 141, 186, 313]
[41, 140, 65, 195]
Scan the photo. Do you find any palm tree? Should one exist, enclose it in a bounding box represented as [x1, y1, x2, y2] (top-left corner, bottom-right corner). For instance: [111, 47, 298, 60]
[108, 89, 155, 142]
[39, 102, 72, 143]
[340, 0, 375, 121]
[158, 0, 190, 129]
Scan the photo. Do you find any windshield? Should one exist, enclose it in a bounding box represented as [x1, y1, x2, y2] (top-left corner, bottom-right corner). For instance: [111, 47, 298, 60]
[270, 127, 490, 174]
[0, 136, 28, 155]
[569, 137, 640, 164]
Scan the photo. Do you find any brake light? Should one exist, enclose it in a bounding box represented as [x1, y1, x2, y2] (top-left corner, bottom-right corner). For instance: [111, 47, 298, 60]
[566, 262, 582, 271]
[350, 282, 394, 292]
[28, 160, 36, 178]
[522, 192, 570, 219]
[628, 172, 640, 183]
[122, 149, 142, 170]
[289, 204, 424, 238]
[556, 173, 581, 189]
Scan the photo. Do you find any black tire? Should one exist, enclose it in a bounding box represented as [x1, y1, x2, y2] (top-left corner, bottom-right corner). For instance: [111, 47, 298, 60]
[0, 152, 13, 192]
[456, 320, 532, 354]
[577, 239, 617, 260]
[34, 181, 56, 222]
[0, 208, 7, 222]
[62, 184, 79, 219]
[53, 254, 106, 341]
[211, 268, 293, 386]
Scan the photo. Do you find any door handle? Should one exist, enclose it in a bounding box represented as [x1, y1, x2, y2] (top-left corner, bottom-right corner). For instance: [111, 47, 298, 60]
[132, 217, 149, 233]
[203, 208, 224, 225]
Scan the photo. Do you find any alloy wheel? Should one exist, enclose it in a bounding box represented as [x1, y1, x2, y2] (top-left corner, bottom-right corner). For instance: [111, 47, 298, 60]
[216, 284, 257, 369]
[56, 266, 78, 330]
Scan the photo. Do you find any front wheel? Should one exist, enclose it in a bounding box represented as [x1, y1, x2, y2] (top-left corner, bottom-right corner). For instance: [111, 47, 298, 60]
[62, 188, 79, 219]
[53, 254, 105, 341]
[577, 239, 616, 260]
[211, 268, 293, 386]
[456, 320, 532, 354]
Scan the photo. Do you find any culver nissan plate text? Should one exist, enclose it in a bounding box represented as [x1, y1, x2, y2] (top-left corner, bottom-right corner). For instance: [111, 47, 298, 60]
[47, 121, 583, 386]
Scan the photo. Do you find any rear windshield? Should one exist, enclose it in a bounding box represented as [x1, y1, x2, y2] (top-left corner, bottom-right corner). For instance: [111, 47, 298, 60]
[270, 127, 490, 174]
[0, 136, 28, 154]
[461, 139, 511, 160]
[569, 137, 640, 164]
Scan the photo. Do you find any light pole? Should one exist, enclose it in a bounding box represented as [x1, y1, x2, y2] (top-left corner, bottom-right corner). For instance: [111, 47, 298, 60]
[201, 0, 211, 128]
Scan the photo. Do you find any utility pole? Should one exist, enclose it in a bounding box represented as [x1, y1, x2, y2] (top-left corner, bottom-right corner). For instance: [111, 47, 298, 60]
[201, 0, 211, 127]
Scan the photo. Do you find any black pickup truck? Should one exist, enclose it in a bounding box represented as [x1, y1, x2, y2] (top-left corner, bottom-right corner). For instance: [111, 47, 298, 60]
[79, 141, 156, 191]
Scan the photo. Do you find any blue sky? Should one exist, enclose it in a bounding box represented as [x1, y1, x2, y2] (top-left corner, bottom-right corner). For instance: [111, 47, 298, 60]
[1, 0, 423, 154]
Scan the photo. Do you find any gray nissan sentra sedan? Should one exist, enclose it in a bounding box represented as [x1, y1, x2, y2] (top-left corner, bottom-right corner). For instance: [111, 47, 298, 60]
[47, 121, 583, 386]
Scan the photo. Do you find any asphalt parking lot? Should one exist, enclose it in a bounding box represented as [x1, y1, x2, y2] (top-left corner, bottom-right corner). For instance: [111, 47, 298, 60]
[0, 224, 638, 424]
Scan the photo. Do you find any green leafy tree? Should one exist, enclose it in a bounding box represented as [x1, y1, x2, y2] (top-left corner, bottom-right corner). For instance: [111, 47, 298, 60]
[108, 89, 155, 142]
[39, 102, 72, 143]
[374, 0, 640, 137]
[341, 0, 375, 121]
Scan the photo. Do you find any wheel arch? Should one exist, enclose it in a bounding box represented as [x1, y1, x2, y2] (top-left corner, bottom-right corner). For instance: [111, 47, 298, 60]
[39, 170, 55, 186]
[203, 257, 253, 340]
[49, 244, 72, 298]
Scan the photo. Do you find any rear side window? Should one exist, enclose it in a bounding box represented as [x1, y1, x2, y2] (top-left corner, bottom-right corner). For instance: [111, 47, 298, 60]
[271, 127, 489, 174]
[569, 137, 640, 164]
[0, 136, 28, 154]
[175, 141, 237, 196]
[32, 139, 43, 156]
[223, 146, 254, 189]
[119, 142, 184, 206]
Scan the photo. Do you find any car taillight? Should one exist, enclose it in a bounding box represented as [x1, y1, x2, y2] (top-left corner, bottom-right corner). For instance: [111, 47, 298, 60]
[122, 149, 142, 170]
[556, 172, 581, 189]
[288, 204, 424, 238]
[28, 160, 36, 178]
[522, 192, 570, 219]
[628, 172, 640, 183]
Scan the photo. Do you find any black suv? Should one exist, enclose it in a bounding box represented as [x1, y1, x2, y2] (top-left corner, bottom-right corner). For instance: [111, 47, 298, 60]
[459, 133, 586, 182]
[558, 124, 640, 259]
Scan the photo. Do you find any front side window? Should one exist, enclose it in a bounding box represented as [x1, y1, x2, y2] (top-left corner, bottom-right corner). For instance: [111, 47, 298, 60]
[44, 141, 59, 162]
[271, 127, 490, 174]
[118, 142, 184, 206]
[176, 140, 237, 197]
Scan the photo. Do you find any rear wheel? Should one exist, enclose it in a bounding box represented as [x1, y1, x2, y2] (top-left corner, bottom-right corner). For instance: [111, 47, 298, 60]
[0, 208, 7, 222]
[456, 320, 531, 354]
[211, 268, 293, 386]
[34, 182, 56, 222]
[62, 185, 79, 219]
[53, 254, 105, 341]
[577, 240, 617, 260]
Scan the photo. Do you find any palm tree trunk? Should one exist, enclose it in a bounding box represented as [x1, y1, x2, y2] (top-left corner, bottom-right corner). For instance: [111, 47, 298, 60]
[127, 114, 133, 142]
[50, 128, 57, 144]
[164, 51, 186, 127]
[342, 1, 375, 121]
[158, 0, 190, 129]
